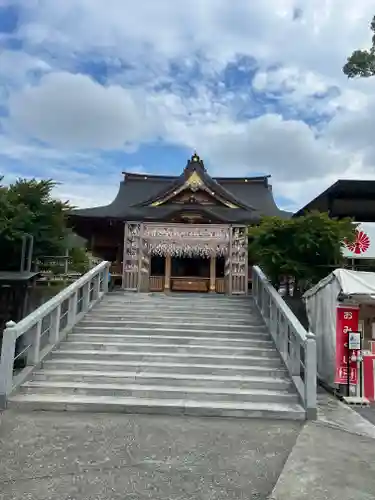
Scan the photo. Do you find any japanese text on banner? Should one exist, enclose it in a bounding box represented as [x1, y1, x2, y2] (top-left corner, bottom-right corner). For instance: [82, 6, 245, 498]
[335, 306, 359, 385]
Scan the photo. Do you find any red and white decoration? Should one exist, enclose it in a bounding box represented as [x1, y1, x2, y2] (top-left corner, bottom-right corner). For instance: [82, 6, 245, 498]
[345, 230, 370, 255]
[342, 223, 375, 259]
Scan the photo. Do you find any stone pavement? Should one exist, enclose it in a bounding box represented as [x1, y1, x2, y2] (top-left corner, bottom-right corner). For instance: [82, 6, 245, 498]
[269, 391, 375, 500]
[316, 390, 375, 439]
[354, 402, 375, 427]
[0, 411, 301, 500]
[2, 391, 375, 499]
[269, 421, 375, 500]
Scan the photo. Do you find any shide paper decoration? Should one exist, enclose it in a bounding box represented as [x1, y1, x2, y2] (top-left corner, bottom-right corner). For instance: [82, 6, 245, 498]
[149, 242, 228, 258]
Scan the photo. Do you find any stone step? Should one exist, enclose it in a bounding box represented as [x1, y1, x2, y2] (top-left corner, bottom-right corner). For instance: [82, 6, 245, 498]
[73, 325, 269, 338]
[32, 370, 293, 391]
[102, 294, 253, 303]
[50, 349, 282, 367]
[78, 319, 264, 330]
[67, 333, 274, 347]
[59, 341, 279, 357]
[7, 394, 305, 420]
[20, 381, 300, 404]
[10, 292, 305, 420]
[98, 302, 255, 311]
[101, 294, 253, 301]
[86, 312, 260, 323]
[43, 358, 288, 377]
[97, 303, 257, 312]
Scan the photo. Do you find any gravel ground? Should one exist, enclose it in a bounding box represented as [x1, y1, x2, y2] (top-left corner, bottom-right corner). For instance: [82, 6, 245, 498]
[0, 410, 302, 500]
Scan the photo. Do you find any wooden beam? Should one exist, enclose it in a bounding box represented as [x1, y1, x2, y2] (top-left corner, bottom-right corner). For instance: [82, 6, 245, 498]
[164, 255, 171, 291]
[210, 256, 216, 292]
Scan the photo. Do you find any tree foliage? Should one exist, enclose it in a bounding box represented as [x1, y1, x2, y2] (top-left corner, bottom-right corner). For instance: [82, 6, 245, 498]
[343, 15, 375, 78]
[69, 247, 91, 274]
[0, 177, 73, 271]
[249, 212, 356, 294]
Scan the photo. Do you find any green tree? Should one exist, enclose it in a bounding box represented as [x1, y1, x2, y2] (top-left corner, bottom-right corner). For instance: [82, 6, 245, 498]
[69, 247, 90, 274]
[249, 212, 356, 295]
[0, 177, 71, 271]
[343, 15, 375, 78]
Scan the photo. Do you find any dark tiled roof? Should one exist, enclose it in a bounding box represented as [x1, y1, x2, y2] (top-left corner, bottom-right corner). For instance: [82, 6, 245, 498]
[0, 272, 39, 282]
[138, 161, 254, 211]
[218, 179, 284, 217]
[292, 179, 375, 223]
[70, 171, 286, 222]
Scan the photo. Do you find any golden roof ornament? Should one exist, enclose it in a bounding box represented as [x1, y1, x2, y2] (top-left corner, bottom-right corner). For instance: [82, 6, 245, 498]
[191, 151, 200, 162]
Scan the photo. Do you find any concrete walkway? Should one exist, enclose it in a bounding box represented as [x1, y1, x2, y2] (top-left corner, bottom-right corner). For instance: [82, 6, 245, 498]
[0, 411, 301, 500]
[2, 391, 375, 499]
[270, 391, 375, 500]
[269, 421, 375, 500]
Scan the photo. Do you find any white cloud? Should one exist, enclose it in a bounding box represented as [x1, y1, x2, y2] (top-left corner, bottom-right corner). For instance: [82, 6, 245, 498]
[0, 50, 50, 85]
[325, 95, 375, 169]
[253, 66, 329, 99]
[170, 113, 344, 181]
[1, 0, 375, 210]
[17, 0, 375, 79]
[8, 72, 161, 149]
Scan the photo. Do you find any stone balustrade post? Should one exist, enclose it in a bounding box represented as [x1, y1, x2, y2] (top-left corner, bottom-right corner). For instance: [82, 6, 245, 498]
[49, 305, 62, 344]
[68, 292, 78, 326]
[27, 319, 42, 365]
[305, 333, 317, 419]
[0, 321, 17, 407]
[103, 266, 110, 294]
[82, 282, 90, 312]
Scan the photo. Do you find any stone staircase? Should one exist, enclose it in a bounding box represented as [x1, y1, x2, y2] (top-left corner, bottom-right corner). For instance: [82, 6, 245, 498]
[8, 292, 306, 419]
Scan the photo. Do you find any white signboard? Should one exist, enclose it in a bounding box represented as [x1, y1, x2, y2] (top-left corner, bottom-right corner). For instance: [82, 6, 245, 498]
[342, 223, 375, 259]
[349, 331, 361, 350]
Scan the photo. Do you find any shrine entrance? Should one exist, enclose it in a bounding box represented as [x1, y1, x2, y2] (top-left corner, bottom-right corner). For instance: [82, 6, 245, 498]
[122, 222, 248, 295]
[170, 256, 210, 293]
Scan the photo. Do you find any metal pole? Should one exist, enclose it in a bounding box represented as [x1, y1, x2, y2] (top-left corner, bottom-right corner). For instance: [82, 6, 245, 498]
[26, 235, 33, 272]
[347, 342, 350, 397]
[20, 236, 26, 272]
[360, 334, 363, 399]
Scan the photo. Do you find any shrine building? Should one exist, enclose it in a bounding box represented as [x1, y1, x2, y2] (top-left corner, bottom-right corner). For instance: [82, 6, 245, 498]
[69, 153, 289, 294]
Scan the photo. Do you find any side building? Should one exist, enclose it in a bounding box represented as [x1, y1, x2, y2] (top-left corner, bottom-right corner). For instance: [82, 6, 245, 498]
[293, 180, 375, 221]
[69, 153, 288, 294]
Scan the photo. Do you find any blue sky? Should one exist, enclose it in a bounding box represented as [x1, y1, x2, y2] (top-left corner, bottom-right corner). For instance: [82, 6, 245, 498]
[0, 0, 375, 211]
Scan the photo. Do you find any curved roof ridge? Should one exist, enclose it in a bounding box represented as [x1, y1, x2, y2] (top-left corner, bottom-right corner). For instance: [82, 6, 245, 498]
[123, 171, 271, 183]
[134, 154, 256, 211]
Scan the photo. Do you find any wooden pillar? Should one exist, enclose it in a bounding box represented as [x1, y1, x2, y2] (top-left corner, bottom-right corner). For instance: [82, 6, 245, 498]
[116, 245, 122, 269]
[90, 234, 95, 253]
[210, 256, 216, 293]
[164, 255, 171, 292]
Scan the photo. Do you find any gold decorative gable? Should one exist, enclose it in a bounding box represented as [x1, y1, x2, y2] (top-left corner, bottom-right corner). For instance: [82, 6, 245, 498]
[186, 171, 204, 191]
[150, 171, 238, 208]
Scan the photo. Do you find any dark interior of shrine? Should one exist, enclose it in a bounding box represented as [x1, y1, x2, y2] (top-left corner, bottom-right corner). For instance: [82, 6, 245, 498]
[150, 256, 225, 278]
[172, 257, 209, 278]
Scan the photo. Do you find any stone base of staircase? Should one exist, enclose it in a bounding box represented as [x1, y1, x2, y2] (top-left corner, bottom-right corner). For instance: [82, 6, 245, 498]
[9, 394, 305, 419]
[8, 292, 306, 420]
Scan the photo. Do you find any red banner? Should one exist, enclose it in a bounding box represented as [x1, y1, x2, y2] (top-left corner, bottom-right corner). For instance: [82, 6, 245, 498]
[335, 306, 359, 384]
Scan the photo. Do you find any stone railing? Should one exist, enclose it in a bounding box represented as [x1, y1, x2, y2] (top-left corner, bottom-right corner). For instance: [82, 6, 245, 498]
[252, 266, 317, 419]
[0, 261, 110, 407]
